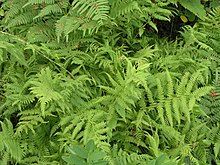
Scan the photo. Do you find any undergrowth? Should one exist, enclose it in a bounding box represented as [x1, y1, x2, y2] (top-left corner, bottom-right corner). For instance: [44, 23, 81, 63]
[0, 0, 220, 164]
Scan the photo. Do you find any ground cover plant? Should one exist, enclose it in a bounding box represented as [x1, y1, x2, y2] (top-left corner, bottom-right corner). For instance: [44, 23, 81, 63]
[0, 0, 220, 164]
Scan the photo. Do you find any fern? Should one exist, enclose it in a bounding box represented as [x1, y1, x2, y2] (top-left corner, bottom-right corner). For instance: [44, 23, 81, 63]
[34, 4, 63, 19]
[200, 71, 220, 125]
[0, 0, 219, 164]
[7, 11, 35, 28]
[0, 41, 27, 66]
[109, 0, 140, 18]
[4, 0, 27, 23]
[29, 68, 64, 116]
[56, 0, 110, 40]
[72, 0, 110, 24]
[59, 110, 110, 152]
[151, 71, 212, 126]
[23, 0, 56, 7]
[15, 109, 45, 136]
[0, 120, 23, 163]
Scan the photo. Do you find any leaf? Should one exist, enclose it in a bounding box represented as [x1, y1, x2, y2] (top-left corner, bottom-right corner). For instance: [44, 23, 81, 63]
[115, 103, 126, 121]
[157, 104, 165, 125]
[88, 150, 106, 162]
[0, 134, 4, 151]
[0, 9, 4, 16]
[166, 70, 173, 98]
[172, 98, 180, 125]
[165, 100, 173, 127]
[68, 145, 88, 159]
[0, 49, 3, 62]
[214, 141, 220, 158]
[180, 15, 188, 23]
[62, 155, 87, 165]
[34, 4, 62, 19]
[155, 154, 168, 165]
[30, 68, 64, 116]
[210, 1, 220, 8]
[180, 96, 190, 122]
[139, 27, 144, 37]
[147, 133, 160, 157]
[177, 72, 190, 96]
[179, 0, 206, 20]
[0, 41, 27, 66]
[72, 122, 85, 140]
[107, 112, 118, 130]
[85, 140, 96, 152]
[148, 20, 158, 32]
[148, 154, 177, 165]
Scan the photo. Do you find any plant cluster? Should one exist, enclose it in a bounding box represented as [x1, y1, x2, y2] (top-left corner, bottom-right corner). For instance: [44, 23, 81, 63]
[0, 0, 220, 164]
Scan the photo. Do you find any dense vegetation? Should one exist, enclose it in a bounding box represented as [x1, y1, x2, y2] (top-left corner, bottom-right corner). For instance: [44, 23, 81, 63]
[0, 0, 220, 164]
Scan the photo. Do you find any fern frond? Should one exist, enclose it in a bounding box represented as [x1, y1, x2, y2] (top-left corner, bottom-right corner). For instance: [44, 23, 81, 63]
[166, 70, 174, 98]
[110, 0, 140, 18]
[180, 95, 190, 122]
[110, 146, 149, 165]
[165, 100, 173, 127]
[29, 68, 64, 116]
[59, 110, 110, 152]
[72, 0, 110, 23]
[177, 72, 190, 96]
[0, 120, 23, 162]
[34, 4, 62, 19]
[185, 71, 200, 95]
[172, 98, 181, 126]
[146, 131, 160, 157]
[4, 1, 26, 22]
[7, 11, 35, 27]
[192, 86, 213, 99]
[15, 109, 45, 136]
[23, 0, 56, 7]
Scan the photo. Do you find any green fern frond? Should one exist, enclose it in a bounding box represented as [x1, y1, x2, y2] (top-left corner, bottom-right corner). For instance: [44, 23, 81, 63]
[34, 4, 62, 19]
[146, 131, 160, 157]
[23, 0, 56, 7]
[72, 0, 110, 23]
[0, 120, 23, 162]
[176, 72, 190, 96]
[180, 95, 190, 122]
[4, 0, 26, 22]
[165, 100, 173, 127]
[59, 110, 110, 152]
[110, 0, 140, 18]
[166, 71, 174, 98]
[15, 109, 45, 136]
[56, 0, 110, 41]
[110, 146, 149, 165]
[0, 41, 27, 66]
[29, 68, 64, 116]
[156, 103, 165, 125]
[172, 98, 181, 126]
[192, 86, 213, 99]
[7, 11, 35, 27]
[156, 78, 164, 101]
[185, 71, 201, 95]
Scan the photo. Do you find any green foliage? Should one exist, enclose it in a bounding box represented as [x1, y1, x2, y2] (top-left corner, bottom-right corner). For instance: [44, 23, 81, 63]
[0, 0, 219, 164]
[0, 120, 23, 164]
[62, 140, 108, 165]
[178, 0, 206, 20]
